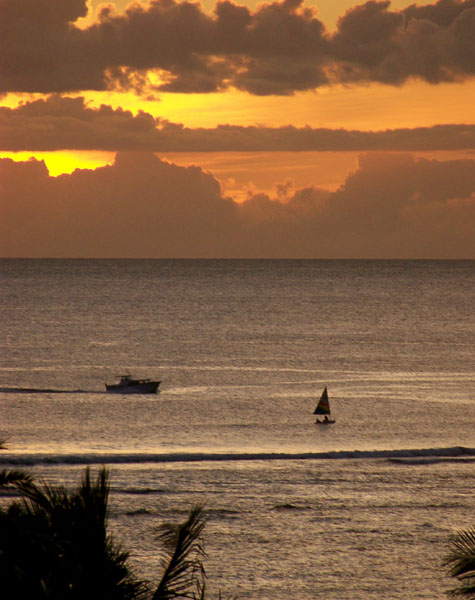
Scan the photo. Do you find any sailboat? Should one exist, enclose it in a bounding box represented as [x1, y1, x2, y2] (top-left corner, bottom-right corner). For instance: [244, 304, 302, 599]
[313, 386, 335, 424]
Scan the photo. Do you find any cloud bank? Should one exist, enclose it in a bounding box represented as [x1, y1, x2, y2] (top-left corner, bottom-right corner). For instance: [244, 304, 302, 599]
[1, 0, 474, 95]
[1, 151, 473, 258]
[1, 95, 474, 151]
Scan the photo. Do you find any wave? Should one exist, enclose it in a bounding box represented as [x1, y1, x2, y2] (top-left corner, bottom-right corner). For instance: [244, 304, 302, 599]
[1, 446, 474, 467]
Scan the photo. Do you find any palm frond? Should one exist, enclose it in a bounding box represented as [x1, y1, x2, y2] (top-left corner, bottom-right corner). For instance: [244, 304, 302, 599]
[18, 478, 67, 516]
[0, 469, 33, 487]
[445, 527, 475, 598]
[76, 466, 109, 532]
[152, 505, 208, 600]
[0, 467, 148, 599]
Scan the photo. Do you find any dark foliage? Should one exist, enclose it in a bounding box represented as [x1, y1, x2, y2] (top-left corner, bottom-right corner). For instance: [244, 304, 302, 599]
[153, 505, 207, 600]
[445, 527, 475, 598]
[0, 469, 32, 486]
[0, 468, 147, 599]
[0, 467, 209, 600]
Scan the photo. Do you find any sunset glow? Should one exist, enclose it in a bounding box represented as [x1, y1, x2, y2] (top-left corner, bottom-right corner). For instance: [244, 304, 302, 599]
[1, 0, 474, 257]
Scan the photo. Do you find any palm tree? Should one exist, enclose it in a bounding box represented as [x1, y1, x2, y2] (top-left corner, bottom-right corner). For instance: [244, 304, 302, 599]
[445, 527, 475, 598]
[0, 467, 147, 599]
[0, 467, 210, 600]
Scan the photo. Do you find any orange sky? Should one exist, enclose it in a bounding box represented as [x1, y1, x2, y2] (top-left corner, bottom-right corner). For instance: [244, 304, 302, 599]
[0, 0, 474, 257]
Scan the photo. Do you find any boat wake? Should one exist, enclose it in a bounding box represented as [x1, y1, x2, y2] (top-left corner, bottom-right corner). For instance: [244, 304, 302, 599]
[1, 446, 474, 467]
[0, 387, 104, 394]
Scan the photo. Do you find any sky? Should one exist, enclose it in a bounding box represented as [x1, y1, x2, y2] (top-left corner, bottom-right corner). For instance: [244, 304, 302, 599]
[0, 0, 474, 258]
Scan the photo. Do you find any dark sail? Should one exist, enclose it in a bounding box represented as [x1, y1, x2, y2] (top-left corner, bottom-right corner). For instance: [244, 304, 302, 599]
[313, 386, 331, 415]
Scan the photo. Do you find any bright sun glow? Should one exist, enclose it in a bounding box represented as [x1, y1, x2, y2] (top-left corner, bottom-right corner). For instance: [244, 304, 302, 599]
[0, 151, 115, 176]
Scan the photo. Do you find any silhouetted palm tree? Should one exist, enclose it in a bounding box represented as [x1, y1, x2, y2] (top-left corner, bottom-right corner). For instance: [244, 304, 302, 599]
[445, 527, 475, 598]
[0, 467, 147, 599]
[0, 467, 209, 600]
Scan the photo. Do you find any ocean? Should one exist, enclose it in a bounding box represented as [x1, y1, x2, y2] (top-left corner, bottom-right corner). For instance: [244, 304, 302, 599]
[0, 259, 474, 599]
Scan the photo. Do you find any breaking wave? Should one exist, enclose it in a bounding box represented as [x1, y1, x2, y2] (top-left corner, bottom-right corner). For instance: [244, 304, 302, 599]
[1, 446, 474, 467]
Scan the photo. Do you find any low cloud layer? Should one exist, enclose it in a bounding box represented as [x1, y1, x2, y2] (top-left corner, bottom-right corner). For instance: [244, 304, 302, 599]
[1, 95, 474, 151]
[1, 151, 473, 258]
[1, 0, 474, 95]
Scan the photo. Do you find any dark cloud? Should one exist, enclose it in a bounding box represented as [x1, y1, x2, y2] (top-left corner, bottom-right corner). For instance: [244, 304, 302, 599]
[1, 151, 473, 257]
[1, 96, 474, 151]
[0, 96, 160, 150]
[0, 0, 474, 95]
[331, 0, 475, 85]
[0, 0, 101, 93]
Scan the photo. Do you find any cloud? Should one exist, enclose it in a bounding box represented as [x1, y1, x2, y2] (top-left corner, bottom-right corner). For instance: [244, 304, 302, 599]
[331, 0, 475, 85]
[238, 152, 475, 256]
[1, 0, 474, 95]
[0, 151, 238, 257]
[1, 151, 473, 258]
[1, 95, 474, 151]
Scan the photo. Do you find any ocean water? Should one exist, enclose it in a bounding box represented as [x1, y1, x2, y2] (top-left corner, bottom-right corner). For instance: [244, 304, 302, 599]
[0, 259, 474, 599]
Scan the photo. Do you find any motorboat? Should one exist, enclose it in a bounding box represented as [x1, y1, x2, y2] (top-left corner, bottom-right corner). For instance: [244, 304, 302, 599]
[105, 374, 161, 394]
